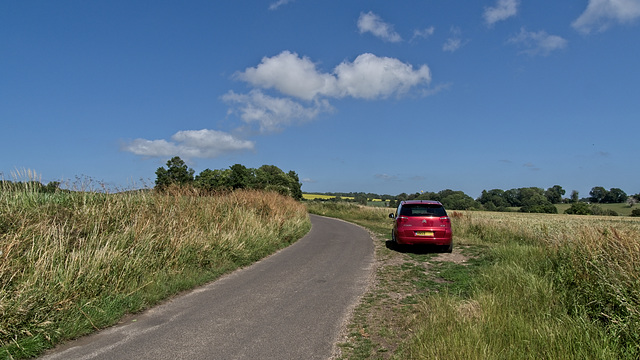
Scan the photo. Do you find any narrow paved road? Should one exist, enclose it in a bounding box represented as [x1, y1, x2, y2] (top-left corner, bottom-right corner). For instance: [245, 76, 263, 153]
[41, 215, 375, 360]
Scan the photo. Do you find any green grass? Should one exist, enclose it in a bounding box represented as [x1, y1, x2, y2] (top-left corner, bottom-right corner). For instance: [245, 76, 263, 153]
[1, 185, 310, 359]
[308, 202, 640, 359]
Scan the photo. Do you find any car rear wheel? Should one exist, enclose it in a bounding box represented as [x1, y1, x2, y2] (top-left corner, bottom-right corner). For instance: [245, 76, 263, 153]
[442, 241, 453, 253]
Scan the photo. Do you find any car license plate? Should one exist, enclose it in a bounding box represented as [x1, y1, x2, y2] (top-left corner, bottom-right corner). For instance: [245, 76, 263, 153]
[415, 231, 434, 236]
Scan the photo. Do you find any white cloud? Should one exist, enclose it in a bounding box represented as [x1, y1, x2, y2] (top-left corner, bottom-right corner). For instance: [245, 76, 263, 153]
[411, 26, 435, 41]
[222, 89, 333, 133]
[236, 51, 336, 101]
[443, 38, 462, 52]
[508, 28, 568, 56]
[227, 52, 432, 135]
[572, 0, 640, 33]
[236, 51, 431, 101]
[122, 129, 254, 158]
[443, 27, 465, 52]
[269, 0, 294, 11]
[333, 53, 431, 99]
[357, 11, 402, 42]
[484, 0, 519, 26]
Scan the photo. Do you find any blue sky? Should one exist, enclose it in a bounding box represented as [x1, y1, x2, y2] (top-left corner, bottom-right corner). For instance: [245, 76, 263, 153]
[2, 0, 639, 198]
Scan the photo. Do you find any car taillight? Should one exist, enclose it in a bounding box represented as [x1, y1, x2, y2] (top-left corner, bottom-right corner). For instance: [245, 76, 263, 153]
[397, 216, 409, 223]
[440, 216, 450, 224]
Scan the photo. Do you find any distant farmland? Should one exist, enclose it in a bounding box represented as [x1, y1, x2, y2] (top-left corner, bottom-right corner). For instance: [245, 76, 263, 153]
[302, 193, 386, 204]
[303, 194, 355, 200]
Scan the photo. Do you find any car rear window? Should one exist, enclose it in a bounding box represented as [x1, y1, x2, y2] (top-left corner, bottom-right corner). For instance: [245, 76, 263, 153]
[400, 204, 446, 217]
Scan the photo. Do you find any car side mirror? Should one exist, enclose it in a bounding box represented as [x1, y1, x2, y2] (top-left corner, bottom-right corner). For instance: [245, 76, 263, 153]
[389, 213, 395, 219]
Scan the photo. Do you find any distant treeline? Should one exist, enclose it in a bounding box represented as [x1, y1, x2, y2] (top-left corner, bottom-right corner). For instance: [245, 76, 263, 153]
[0, 180, 62, 193]
[154, 157, 303, 200]
[307, 186, 640, 215]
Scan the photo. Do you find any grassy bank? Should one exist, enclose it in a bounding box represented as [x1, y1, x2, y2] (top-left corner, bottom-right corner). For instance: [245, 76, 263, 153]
[1, 186, 310, 359]
[307, 203, 640, 359]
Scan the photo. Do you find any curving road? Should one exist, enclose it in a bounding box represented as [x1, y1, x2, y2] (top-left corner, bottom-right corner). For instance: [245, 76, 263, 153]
[41, 215, 375, 360]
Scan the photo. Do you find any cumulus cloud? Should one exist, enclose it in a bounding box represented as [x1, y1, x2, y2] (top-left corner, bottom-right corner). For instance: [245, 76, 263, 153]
[357, 11, 403, 42]
[572, 0, 640, 33]
[484, 0, 519, 26]
[508, 28, 568, 56]
[122, 129, 254, 158]
[229, 51, 432, 133]
[333, 53, 431, 99]
[126, 52, 433, 160]
[222, 89, 333, 133]
[236, 51, 336, 101]
[236, 51, 431, 101]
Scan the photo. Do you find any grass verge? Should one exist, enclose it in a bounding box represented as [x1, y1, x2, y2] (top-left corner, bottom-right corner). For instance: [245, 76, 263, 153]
[307, 202, 640, 359]
[1, 185, 310, 359]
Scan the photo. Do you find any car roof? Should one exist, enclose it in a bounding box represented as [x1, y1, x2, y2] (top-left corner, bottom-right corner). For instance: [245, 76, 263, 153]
[401, 200, 443, 205]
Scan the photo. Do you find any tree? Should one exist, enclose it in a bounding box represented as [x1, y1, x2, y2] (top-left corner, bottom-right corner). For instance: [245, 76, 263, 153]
[570, 190, 579, 203]
[254, 165, 291, 190]
[227, 164, 251, 190]
[520, 190, 556, 213]
[42, 181, 61, 194]
[544, 185, 565, 204]
[589, 187, 608, 203]
[604, 188, 627, 203]
[503, 189, 521, 207]
[194, 169, 230, 191]
[439, 191, 479, 210]
[286, 170, 303, 201]
[155, 156, 195, 190]
[354, 194, 368, 205]
[477, 189, 509, 209]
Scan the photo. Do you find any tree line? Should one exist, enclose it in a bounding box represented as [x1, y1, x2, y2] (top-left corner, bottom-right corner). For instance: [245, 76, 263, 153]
[0, 180, 61, 193]
[310, 185, 640, 216]
[154, 156, 303, 200]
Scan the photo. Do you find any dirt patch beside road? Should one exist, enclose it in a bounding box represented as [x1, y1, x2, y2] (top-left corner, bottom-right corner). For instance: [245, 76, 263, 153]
[332, 229, 476, 359]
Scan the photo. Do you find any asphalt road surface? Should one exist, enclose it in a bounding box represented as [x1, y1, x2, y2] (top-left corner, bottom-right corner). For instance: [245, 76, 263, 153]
[41, 214, 375, 360]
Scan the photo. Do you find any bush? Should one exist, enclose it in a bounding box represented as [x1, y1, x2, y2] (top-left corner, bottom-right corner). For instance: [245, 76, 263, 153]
[590, 205, 618, 216]
[565, 202, 592, 215]
[520, 204, 557, 214]
[631, 209, 640, 217]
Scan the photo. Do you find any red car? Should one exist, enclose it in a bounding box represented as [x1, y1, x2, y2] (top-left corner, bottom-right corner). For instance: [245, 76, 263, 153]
[389, 200, 453, 252]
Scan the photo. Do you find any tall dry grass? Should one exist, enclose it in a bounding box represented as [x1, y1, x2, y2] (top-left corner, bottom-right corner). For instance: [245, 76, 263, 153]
[306, 202, 640, 358]
[0, 183, 310, 358]
[405, 211, 640, 358]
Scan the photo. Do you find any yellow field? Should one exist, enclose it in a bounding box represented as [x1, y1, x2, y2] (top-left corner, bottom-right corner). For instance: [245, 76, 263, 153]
[302, 193, 354, 200]
[302, 193, 383, 201]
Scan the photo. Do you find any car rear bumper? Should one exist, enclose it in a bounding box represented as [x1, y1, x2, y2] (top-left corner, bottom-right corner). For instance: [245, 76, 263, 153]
[395, 230, 452, 245]
[396, 237, 452, 246]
